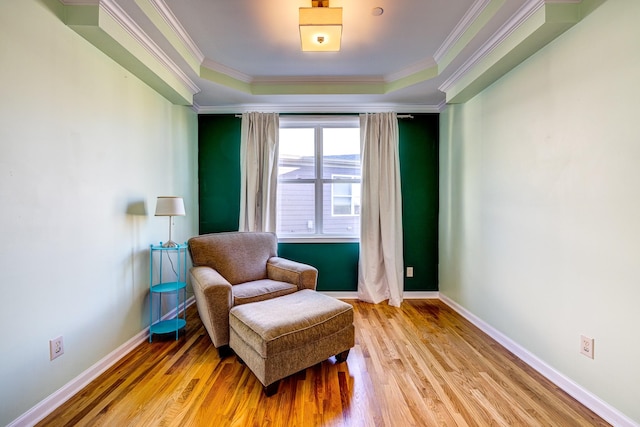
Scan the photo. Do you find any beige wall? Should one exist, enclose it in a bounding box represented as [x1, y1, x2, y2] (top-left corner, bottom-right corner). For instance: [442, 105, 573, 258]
[439, 0, 640, 423]
[0, 1, 198, 424]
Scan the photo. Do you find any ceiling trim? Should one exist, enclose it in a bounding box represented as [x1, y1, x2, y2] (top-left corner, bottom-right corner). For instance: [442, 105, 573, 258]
[385, 65, 440, 94]
[61, 0, 199, 104]
[195, 102, 446, 115]
[434, 0, 493, 64]
[199, 65, 251, 94]
[434, 0, 504, 73]
[135, 0, 203, 73]
[59, 0, 604, 109]
[250, 81, 387, 96]
[100, 0, 199, 93]
[441, 0, 598, 104]
[61, 0, 99, 4]
[384, 57, 438, 83]
[134, 0, 505, 97]
[201, 59, 253, 84]
[382, 0, 503, 83]
[439, 0, 546, 94]
[147, 0, 204, 63]
[252, 76, 386, 84]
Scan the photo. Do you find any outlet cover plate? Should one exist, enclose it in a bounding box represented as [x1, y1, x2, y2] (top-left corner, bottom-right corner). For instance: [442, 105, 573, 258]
[50, 336, 64, 360]
[580, 335, 594, 359]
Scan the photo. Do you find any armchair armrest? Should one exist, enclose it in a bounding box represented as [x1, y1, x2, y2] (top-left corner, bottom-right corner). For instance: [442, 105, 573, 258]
[189, 266, 233, 348]
[267, 257, 318, 291]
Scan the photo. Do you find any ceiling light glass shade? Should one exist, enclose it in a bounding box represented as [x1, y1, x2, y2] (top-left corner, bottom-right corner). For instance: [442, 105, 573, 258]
[299, 7, 342, 52]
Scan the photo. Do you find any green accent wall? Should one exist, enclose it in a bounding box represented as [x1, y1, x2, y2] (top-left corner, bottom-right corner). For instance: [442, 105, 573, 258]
[198, 113, 438, 292]
[198, 115, 241, 233]
[399, 114, 439, 291]
[279, 243, 360, 291]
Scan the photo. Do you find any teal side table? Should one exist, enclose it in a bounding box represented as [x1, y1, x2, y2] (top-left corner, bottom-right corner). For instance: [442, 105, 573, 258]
[149, 243, 187, 342]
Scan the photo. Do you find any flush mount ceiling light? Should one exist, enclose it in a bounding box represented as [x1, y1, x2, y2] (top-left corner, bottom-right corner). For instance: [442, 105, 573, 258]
[299, 0, 342, 52]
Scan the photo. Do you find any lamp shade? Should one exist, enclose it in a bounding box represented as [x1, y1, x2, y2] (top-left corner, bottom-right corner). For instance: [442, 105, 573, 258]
[155, 196, 185, 216]
[299, 7, 342, 52]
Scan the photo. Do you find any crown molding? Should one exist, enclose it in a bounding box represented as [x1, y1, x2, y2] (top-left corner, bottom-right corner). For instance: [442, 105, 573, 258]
[132, 0, 500, 100]
[195, 103, 443, 115]
[440, 0, 601, 104]
[252, 75, 386, 84]
[201, 58, 253, 84]
[100, 0, 200, 94]
[63, 0, 592, 109]
[62, 0, 200, 96]
[147, 0, 205, 64]
[60, 0, 98, 4]
[439, 0, 545, 93]
[434, 0, 494, 64]
[385, 57, 438, 82]
[439, 0, 595, 94]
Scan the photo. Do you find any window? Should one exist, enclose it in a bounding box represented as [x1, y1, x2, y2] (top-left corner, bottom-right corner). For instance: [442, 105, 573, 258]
[277, 116, 360, 240]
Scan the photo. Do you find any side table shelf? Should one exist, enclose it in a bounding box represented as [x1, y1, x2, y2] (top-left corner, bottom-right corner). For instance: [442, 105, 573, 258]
[149, 243, 187, 342]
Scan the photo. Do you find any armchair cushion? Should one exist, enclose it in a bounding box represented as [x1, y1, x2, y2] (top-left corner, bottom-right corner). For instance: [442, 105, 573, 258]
[232, 279, 297, 305]
[189, 231, 277, 284]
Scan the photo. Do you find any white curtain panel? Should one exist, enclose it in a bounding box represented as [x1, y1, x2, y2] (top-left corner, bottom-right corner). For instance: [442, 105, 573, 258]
[239, 112, 279, 232]
[358, 112, 404, 307]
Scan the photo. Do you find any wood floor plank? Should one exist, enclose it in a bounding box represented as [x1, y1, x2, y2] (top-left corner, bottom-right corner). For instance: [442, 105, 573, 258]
[37, 299, 609, 427]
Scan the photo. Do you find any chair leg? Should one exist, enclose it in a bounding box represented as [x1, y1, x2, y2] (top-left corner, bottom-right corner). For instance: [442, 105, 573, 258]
[263, 381, 279, 397]
[335, 349, 350, 363]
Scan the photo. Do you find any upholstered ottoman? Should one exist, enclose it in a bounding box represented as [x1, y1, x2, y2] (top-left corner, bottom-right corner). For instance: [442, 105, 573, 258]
[229, 289, 354, 396]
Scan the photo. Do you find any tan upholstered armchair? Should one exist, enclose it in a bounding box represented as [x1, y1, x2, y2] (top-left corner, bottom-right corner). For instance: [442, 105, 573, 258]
[187, 232, 318, 356]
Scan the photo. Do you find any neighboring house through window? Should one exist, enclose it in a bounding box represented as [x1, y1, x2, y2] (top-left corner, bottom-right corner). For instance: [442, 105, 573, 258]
[332, 174, 361, 216]
[277, 116, 360, 240]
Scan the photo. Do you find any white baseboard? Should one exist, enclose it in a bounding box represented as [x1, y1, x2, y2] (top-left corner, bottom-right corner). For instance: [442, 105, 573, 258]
[321, 291, 359, 299]
[404, 291, 439, 299]
[321, 291, 439, 300]
[439, 294, 638, 427]
[9, 297, 195, 427]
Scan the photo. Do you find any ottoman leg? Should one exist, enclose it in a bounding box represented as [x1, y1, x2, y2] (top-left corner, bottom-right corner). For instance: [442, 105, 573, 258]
[335, 349, 350, 363]
[263, 381, 279, 397]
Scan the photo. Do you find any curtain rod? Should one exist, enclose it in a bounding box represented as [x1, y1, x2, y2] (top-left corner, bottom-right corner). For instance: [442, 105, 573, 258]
[234, 114, 414, 119]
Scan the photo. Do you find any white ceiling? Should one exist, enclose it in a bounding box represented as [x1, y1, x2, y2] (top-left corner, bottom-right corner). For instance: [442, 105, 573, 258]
[102, 0, 569, 112]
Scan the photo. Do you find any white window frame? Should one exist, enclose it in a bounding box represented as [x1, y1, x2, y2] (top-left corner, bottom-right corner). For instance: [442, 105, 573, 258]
[277, 115, 360, 243]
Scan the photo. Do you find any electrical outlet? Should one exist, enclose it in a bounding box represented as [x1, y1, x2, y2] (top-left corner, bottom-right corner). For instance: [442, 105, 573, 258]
[406, 266, 414, 278]
[50, 336, 64, 360]
[580, 335, 594, 359]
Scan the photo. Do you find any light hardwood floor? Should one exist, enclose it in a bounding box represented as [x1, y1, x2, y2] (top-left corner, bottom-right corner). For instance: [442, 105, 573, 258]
[37, 299, 608, 426]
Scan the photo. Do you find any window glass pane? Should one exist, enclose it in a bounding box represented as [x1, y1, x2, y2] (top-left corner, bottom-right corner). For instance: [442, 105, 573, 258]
[333, 197, 352, 215]
[323, 183, 360, 236]
[333, 182, 352, 196]
[323, 128, 360, 179]
[277, 182, 316, 235]
[279, 128, 315, 179]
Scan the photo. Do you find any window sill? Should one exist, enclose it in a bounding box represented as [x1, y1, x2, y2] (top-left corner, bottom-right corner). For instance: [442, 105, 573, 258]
[278, 236, 359, 244]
